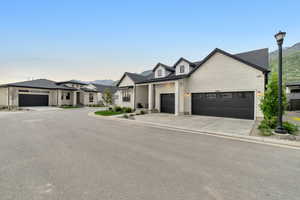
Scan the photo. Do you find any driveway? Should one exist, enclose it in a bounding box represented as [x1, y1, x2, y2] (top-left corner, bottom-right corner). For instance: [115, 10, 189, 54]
[134, 113, 254, 136]
[1, 108, 300, 200]
[20, 106, 64, 111]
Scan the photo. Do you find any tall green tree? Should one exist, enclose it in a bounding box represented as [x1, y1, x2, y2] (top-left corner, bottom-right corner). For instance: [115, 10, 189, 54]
[260, 72, 287, 123]
[102, 88, 113, 106]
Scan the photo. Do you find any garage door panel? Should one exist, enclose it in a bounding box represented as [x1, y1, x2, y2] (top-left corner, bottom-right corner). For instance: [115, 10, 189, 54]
[192, 92, 254, 120]
[19, 94, 49, 107]
[160, 93, 175, 114]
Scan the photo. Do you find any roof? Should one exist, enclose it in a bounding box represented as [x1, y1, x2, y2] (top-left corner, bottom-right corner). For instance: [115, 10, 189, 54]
[173, 57, 196, 68]
[234, 48, 269, 70]
[152, 63, 175, 72]
[92, 83, 118, 93]
[190, 48, 270, 75]
[116, 72, 148, 86]
[118, 47, 270, 85]
[286, 82, 300, 87]
[56, 80, 88, 85]
[0, 79, 77, 90]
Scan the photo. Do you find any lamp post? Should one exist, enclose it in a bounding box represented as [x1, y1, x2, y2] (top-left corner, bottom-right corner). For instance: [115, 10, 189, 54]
[274, 31, 287, 134]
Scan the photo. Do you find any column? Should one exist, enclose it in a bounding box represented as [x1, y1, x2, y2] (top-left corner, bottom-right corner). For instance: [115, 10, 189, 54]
[148, 84, 153, 112]
[72, 91, 77, 106]
[57, 90, 62, 106]
[175, 81, 180, 116]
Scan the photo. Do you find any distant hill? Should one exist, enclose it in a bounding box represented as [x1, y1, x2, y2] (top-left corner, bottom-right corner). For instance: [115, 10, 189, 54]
[269, 42, 300, 83]
[90, 80, 117, 86]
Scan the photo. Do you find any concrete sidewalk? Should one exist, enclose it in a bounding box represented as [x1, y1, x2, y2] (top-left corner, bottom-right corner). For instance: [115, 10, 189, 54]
[134, 113, 254, 136]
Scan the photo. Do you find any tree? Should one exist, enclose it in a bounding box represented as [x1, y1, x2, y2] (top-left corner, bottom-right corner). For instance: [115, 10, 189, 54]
[102, 88, 113, 106]
[260, 72, 287, 125]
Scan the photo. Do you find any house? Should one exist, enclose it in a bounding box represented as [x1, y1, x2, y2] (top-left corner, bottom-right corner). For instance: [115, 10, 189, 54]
[115, 48, 270, 120]
[0, 79, 117, 107]
[286, 82, 300, 110]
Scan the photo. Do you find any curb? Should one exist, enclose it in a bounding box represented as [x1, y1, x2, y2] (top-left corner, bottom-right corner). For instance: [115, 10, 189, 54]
[89, 112, 300, 150]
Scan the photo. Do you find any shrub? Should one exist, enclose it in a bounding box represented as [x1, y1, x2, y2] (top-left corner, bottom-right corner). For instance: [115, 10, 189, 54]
[108, 107, 113, 111]
[123, 114, 129, 119]
[140, 110, 145, 115]
[282, 122, 299, 135]
[122, 107, 132, 113]
[137, 103, 143, 108]
[258, 120, 273, 136]
[114, 106, 123, 112]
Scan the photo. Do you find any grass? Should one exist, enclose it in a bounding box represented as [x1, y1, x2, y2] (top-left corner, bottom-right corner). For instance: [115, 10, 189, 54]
[94, 110, 123, 116]
[60, 105, 81, 109]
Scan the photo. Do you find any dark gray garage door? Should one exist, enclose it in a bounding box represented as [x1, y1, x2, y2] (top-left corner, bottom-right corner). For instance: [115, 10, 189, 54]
[192, 92, 254, 119]
[19, 94, 49, 107]
[160, 93, 175, 114]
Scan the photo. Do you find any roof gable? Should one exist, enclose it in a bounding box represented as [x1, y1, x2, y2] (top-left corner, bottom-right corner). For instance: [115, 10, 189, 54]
[189, 48, 270, 75]
[152, 63, 175, 72]
[173, 57, 195, 68]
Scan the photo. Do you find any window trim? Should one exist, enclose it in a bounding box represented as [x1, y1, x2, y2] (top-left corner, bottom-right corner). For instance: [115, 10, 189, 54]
[179, 65, 185, 73]
[157, 69, 162, 77]
[89, 93, 94, 103]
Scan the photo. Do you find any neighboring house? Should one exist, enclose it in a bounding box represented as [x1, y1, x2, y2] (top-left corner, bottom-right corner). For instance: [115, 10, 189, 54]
[0, 79, 117, 107]
[286, 82, 300, 110]
[115, 48, 270, 120]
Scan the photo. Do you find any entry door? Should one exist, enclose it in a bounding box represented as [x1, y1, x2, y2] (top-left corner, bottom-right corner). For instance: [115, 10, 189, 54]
[191, 92, 254, 119]
[19, 94, 49, 107]
[160, 93, 175, 114]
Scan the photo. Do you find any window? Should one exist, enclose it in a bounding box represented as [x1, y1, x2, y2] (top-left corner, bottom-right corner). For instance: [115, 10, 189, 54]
[122, 90, 131, 102]
[206, 93, 217, 99]
[61, 94, 64, 100]
[180, 65, 185, 73]
[220, 93, 232, 99]
[157, 69, 162, 77]
[66, 92, 70, 100]
[89, 93, 94, 102]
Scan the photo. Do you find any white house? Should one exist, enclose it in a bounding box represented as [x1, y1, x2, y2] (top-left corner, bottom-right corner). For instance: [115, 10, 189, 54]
[0, 79, 117, 107]
[115, 48, 270, 120]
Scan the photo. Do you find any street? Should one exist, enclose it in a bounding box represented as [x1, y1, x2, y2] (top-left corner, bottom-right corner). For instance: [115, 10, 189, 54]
[0, 108, 300, 200]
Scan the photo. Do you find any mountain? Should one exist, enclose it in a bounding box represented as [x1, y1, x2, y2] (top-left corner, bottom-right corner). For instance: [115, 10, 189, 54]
[90, 80, 117, 86]
[269, 42, 300, 83]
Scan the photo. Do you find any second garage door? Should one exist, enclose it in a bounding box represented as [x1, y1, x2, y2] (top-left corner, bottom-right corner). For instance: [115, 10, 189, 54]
[19, 94, 49, 107]
[192, 91, 254, 120]
[160, 93, 175, 114]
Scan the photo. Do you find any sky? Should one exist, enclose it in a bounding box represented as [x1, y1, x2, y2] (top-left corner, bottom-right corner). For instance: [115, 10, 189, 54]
[0, 0, 299, 84]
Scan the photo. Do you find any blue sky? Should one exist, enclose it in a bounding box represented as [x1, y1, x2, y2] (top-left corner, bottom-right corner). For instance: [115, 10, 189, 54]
[0, 0, 299, 83]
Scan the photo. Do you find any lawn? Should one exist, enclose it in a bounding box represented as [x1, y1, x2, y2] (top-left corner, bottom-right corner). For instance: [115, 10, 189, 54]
[94, 110, 123, 116]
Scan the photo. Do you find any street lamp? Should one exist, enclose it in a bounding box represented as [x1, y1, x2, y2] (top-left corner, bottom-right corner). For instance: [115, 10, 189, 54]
[274, 31, 287, 134]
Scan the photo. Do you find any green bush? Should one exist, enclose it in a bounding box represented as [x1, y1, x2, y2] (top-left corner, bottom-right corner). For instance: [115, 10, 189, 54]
[123, 114, 129, 119]
[122, 107, 132, 113]
[282, 122, 299, 135]
[258, 120, 273, 136]
[140, 110, 145, 115]
[114, 106, 123, 112]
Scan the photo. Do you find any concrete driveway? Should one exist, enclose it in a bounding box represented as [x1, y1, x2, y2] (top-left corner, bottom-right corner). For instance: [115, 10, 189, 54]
[20, 106, 64, 111]
[1, 108, 300, 200]
[134, 113, 255, 136]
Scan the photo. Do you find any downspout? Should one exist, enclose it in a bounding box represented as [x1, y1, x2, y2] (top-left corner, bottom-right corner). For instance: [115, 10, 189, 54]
[7, 87, 10, 109]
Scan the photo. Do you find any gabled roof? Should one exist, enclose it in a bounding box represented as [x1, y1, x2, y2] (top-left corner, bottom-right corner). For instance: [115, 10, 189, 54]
[152, 63, 175, 72]
[116, 72, 148, 87]
[56, 80, 88, 85]
[190, 48, 270, 75]
[92, 83, 118, 93]
[234, 48, 269, 70]
[173, 57, 196, 68]
[0, 79, 77, 90]
[137, 74, 188, 84]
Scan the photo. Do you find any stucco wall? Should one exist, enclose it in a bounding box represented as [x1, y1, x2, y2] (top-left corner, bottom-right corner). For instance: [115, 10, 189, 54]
[119, 75, 134, 87]
[0, 88, 8, 106]
[135, 85, 148, 108]
[186, 52, 265, 118]
[83, 92, 99, 105]
[115, 88, 135, 108]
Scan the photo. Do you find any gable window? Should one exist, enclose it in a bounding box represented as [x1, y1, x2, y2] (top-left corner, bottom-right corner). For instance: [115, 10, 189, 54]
[122, 90, 131, 102]
[157, 69, 162, 77]
[66, 92, 70, 100]
[180, 65, 185, 73]
[89, 93, 94, 102]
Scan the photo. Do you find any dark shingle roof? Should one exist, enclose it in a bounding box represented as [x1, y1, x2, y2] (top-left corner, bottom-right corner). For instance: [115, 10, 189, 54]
[0, 79, 76, 90]
[152, 63, 175, 72]
[234, 48, 269, 70]
[92, 84, 118, 93]
[137, 74, 188, 84]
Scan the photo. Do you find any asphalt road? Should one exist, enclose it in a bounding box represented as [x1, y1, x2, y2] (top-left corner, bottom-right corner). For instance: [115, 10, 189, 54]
[0, 108, 300, 200]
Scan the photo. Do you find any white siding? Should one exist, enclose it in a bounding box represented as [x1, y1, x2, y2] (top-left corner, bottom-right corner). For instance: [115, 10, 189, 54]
[119, 75, 134, 87]
[154, 65, 171, 78]
[175, 60, 191, 75]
